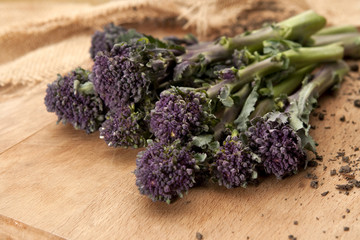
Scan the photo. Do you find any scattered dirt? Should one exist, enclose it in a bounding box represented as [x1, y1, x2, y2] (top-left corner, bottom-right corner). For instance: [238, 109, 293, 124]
[310, 181, 319, 189]
[196, 232, 203, 240]
[354, 99, 360, 108]
[321, 191, 329, 196]
[350, 64, 359, 72]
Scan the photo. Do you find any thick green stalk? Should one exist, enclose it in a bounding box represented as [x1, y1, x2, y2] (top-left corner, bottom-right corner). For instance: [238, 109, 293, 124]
[312, 33, 360, 58]
[249, 98, 276, 120]
[207, 58, 282, 99]
[281, 44, 343, 65]
[175, 11, 326, 80]
[250, 64, 316, 118]
[343, 36, 360, 58]
[291, 60, 349, 118]
[222, 10, 326, 52]
[273, 64, 317, 98]
[312, 33, 360, 46]
[207, 44, 344, 99]
[315, 25, 358, 36]
[275, 10, 327, 43]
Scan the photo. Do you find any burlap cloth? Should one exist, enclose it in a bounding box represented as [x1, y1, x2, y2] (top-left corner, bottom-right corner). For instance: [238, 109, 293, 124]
[0, 0, 359, 87]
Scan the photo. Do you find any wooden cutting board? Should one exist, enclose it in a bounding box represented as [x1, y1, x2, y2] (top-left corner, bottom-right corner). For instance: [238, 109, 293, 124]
[1, 66, 360, 240]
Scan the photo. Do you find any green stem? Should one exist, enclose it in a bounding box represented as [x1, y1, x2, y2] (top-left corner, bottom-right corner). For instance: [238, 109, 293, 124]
[312, 33, 360, 46]
[290, 60, 349, 118]
[206, 58, 282, 99]
[250, 64, 316, 118]
[176, 11, 326, 81]
[213, 84, 251, 140]
[250, 98, 276, 119]
[276, 10, 327, 43]
[315, 25, 358, 36]
[281, 44, 343, 65]
[207, 44, 344, 99]
[224, 10, 326, 52]
[272, 64, 317, 98]
[343, 36, 360, 58]
[312, 33, 360, 59]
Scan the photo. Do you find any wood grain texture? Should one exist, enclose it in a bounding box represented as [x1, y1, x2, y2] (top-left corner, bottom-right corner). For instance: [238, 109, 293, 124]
[0, 214, 64, 240]
[0, 85, 55, 154]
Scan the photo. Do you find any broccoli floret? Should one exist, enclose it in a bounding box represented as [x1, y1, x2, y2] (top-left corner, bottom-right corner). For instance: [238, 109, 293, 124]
[134, 141, 198, 203]
[213, 134, 258, 188]
[44, 67, 105, 133]
[246, 117, 306, 178]
[150, 88, 216, 143]
[99, 104, 150, 148]
[91, 38, 179, 109]
[89, 23, 129, 59]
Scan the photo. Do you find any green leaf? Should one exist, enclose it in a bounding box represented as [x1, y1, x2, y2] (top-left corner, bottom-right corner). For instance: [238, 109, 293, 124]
[208, 141, 220, 152]
[290, 88, 318, 125]
[219, 85, 230, 99]
[220, 96, 234, 107]
[192, 134, 213, 147]
[115, 29, 144, 44]
[297, 128, 317, 154]
[289, 110, 305, 132]
[194, 153, 207, 163]
[234, 79, 261, 131]
[266, 111, 288, 124]
[218, 85, 234, 107]
[282, 39, 302, 51]
[263, 39, 301, 56]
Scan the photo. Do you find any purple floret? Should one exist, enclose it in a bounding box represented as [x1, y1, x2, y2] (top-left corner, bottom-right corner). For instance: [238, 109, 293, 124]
[44, 68, 105, 134]
[217, 67, 237, 81]
[92, 44, 144, 108]
[99, 104, 149, 148]
[150, 88, 215, 142]
[134, 141, 197, 203]
[89, 23, 127, 59]
[92, 41, 176, 109]
[214, 135, 257, 188]
[246, 117, 306, 178]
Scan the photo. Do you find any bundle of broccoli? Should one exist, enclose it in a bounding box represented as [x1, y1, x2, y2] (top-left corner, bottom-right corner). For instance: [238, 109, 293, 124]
[44, 10, 360, 203]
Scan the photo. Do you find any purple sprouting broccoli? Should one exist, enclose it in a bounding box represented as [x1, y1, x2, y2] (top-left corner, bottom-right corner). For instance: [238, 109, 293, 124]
[150, 87, 217, 143]
[99, 104, 150, 148]
[90, 23, 128, 59]
[44, 67, 105, 134]
[245, 61, 349, 178]
[245, 117, 306, 178]
[91, 35, 183, 109]
[134, 141, 199, 203]
[213, 133, 258, 188]
[149, 41, 340, 144]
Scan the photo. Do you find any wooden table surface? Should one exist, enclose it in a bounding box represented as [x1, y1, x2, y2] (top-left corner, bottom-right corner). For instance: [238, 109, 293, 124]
[1, 55, 360, 240]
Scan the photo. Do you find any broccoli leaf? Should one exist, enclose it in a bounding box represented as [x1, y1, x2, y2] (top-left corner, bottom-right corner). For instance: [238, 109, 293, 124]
[234, 79, 261, 131]
[192, 134, 214, 147]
